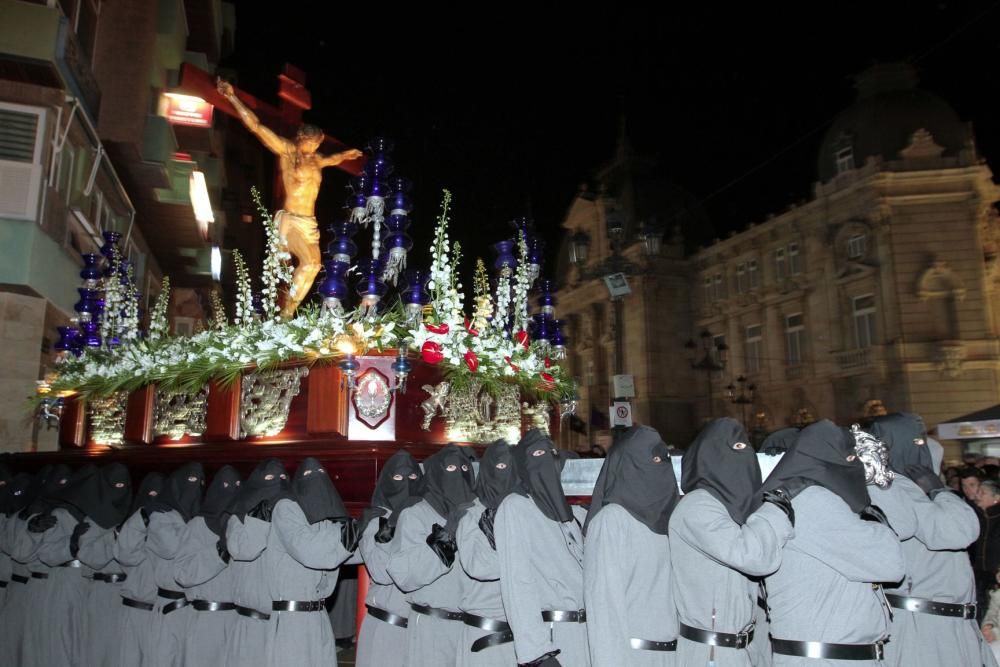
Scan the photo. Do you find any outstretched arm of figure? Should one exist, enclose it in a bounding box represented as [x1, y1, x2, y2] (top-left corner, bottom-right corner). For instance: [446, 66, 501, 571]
[319, 148, 363, 168]
[217, 78, 289, 155]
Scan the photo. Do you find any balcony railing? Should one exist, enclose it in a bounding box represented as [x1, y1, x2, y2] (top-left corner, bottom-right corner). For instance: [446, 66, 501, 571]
[834, 348, 872, 370]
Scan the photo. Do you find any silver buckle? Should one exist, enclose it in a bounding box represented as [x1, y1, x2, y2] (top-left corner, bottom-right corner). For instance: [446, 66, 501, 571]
[874, 641, 885, 660]
[964, 604, 977, 620]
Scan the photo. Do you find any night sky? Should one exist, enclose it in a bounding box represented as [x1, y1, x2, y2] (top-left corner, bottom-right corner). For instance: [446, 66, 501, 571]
[223, 2, 1000, 277]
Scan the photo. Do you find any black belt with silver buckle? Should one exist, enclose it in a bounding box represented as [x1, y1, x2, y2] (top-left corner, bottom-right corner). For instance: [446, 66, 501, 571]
[61, 559, 82, 568]
[463, 612, 513, 652]
[192, 600, 236, 612]
[541, 609, 587, 623]
[410, 603, 464, 621]
[158, 588, 188, 614]
[122, 597, 155, 612]
[679, 622, 755, 649]
[11, 574, 29, 584]
[94, 573, 127, 584]
[630, 637, 678, 651]
[272, 599, 326, 612]
[885, 593, 977, 620]
[236, 605, 270, 621]
[366, 604, 408, 628]
[30, 572, 48, 580]
[771, 638, 885, 661]
[157, 587, 185, 599]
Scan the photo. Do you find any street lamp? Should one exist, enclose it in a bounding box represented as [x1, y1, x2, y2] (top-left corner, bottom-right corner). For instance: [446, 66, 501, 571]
[726, 375, 756, 427]
[684, 330, 727, 416]
[569, 211, 663, 403]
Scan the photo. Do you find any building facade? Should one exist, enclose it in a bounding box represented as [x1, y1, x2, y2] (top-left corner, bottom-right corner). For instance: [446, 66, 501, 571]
[557, 64, 1000, 459]
[0, 0, 239, 451]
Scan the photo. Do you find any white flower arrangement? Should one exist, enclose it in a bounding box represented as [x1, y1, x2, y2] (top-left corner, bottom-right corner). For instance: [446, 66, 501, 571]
[49, 189, 571, 402]
[253, 186, 292, 321]
[148, 276, 171, 342]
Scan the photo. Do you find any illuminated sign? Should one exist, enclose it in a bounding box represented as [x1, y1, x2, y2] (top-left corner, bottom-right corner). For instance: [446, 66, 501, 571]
[162, 93, 213, 128]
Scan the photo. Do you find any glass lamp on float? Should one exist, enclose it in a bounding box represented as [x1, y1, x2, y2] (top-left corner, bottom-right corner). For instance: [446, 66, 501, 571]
[392, 346, 412, 394]
[336, 335, 359, 393]
[401, 268, 430, 327]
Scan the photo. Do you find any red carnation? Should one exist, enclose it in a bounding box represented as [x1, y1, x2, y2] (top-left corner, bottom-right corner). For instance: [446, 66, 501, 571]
[463, 319, 479, 337]
[425, 323, 449, 335]
[504, 356, 520, 373]
[514, 330, 530, 349]
[544, 357, 553, 369]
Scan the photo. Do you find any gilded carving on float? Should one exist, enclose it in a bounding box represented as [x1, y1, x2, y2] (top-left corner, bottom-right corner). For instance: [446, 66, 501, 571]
[240, 367, 309, 437]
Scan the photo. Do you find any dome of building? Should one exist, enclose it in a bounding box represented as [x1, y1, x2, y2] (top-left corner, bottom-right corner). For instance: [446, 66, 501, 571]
[817, 63, 971, 182]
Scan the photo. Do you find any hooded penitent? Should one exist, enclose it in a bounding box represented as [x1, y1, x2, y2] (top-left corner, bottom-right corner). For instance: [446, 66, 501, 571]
[760, 427, 800, 456]
[130, 472, 166, 516]
[230, 458, 293, 520]
[681, 418, 761, 525]
[359, 449, 423, 532]
[198, 465, 242, 536]
[1, 471, 32, 517]
[476, 439, 525, 511]
[420, 444, 476, 524]
[23, 463, 73, 516]
[513, 430, 573, 523]
[762, 419, 870, 514]
[868, 412, 932, 474]
[584, 425, 679, 536]
[54, 463, 133, 529]
[152, 462, 205, 520]
[292, 457, 350, 524]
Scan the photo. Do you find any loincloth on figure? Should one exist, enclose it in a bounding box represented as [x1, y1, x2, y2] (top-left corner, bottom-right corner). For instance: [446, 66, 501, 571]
[274, 210, 321, 246]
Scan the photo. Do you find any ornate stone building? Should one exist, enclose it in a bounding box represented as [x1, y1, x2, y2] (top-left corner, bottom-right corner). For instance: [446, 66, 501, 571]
[556, 64, 1000, 456]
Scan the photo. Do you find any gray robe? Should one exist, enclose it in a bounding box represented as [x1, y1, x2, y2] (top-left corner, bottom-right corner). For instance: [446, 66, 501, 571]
[15, 513, 56, 667]
[76, 524, 123, 667]
[260, 498, 351, 665]
[585, 503, 677, 667]
[224, 514, 271, 667]
[148, 509, 190, 667]
[115, 510, 163, 667]
[2, 518, 37, 664]
[766, 486, 905, 667]
[36, 507, 91, 667]
[0, 514, 10, 609]
[870, 478, 997, 667]
[669, 489, 793, 667]
[357, 509, 409, 667]
[387, 499, 467, 667]
[456, 499, 516, 667]
[173, 516, 234, 667]
[496, 492, 591, 667]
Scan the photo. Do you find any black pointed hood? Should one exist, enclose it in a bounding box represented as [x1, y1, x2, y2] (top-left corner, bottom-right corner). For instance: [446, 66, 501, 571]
[2, 472, 32, 516]
[760, 427, 800, 456]
[681, 418, 761, 525]
[868, 413, 932, 474]
[131, 472, 166, 516]
[54, 463, 132, 529]
[585, 425, 679, 535]
[199, 466, 242, 536]
[761, 419, 870, 514]
[293, 457, 350, 524]
[514, 430, 573, 523]
[421, 444, 476, 523]
[477, 440, 525, 511]
[25, 463, 73, 516]
[231, 458, 293, 521]
[360, 450, 424, 532]
[153, 463, 205, 520]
